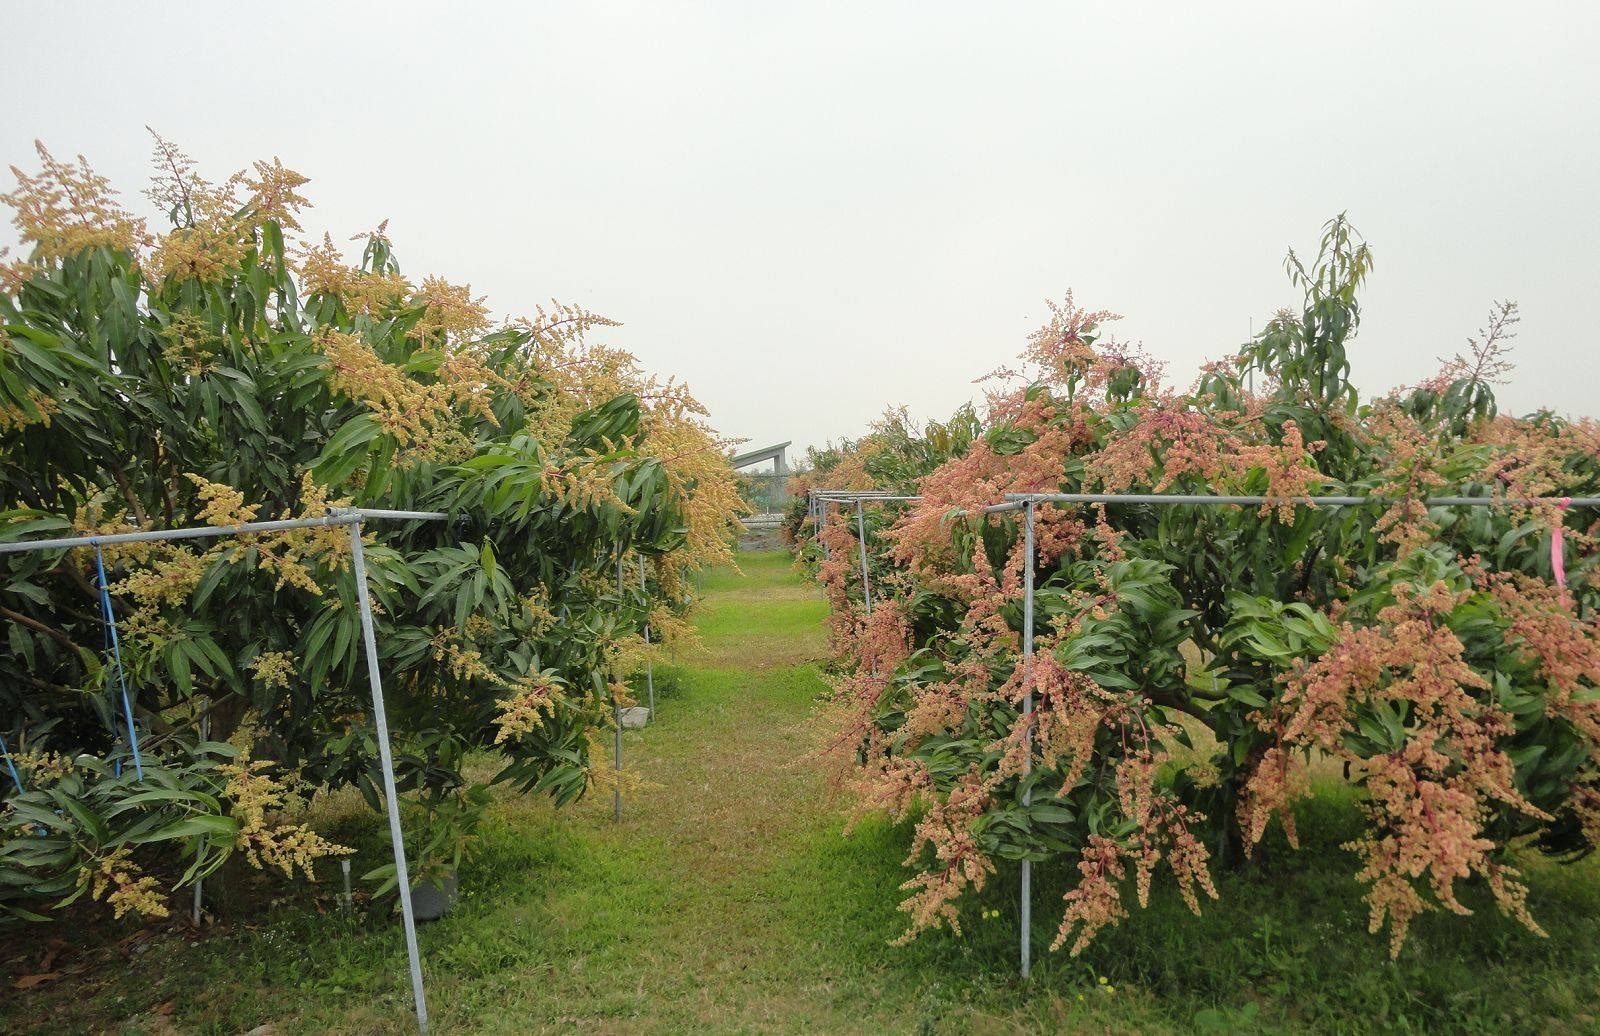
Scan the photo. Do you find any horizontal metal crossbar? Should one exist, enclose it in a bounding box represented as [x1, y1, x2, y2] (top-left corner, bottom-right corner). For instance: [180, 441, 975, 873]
[349, 508, 451, 521]
[0, 513, 365, 556]
[815, 495, 1022, 515]
[1004, 493, 1600, 507]
[952, 501, 1025, 516]
[0, 508, 455, 557]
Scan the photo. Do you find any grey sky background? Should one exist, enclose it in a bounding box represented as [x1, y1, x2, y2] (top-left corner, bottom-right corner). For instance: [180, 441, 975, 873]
[4, 2, 1597, 462]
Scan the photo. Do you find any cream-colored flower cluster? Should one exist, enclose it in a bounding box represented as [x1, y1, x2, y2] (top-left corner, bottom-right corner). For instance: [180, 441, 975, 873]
[80, 846, 168, 920]
[219, 749, 352, 880]
[250, 651, 297, 691]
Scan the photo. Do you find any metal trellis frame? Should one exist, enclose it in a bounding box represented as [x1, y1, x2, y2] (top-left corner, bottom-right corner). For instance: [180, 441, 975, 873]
[810, 492, 913, 548]
[812, 491, 1024, 615]
[811, 488, 1600, 982]
[1004, 490, 1600, 980]
[0, 506, 448, 1032]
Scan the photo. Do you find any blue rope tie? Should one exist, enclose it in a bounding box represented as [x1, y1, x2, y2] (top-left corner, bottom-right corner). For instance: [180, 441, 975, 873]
[0, 731, 22, 794]
[93, 545, 143, 780]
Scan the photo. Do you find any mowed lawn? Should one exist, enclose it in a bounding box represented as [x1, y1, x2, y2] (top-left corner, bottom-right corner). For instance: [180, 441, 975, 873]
[5, 551, 1600, 1033]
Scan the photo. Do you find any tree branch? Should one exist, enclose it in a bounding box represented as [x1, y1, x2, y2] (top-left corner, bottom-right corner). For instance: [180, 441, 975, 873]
[108, 465, 150, 527]
[0, 606, 79, 650]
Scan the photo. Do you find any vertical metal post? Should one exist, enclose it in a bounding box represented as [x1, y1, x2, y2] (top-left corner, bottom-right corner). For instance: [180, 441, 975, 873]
[643, 623, 654, 721]
[192, 709, 210, 927]
[614, 549, 624, 823]
[1020, 500, 1035, 981]
[613, 701, 623, 823]
[855, 499, 872, 615]
[639, 554, 654, 722]
[348, 520, 429, 1033]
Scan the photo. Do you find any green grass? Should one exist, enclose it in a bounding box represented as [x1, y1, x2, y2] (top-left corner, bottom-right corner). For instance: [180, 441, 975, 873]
[7, 550, 1600, 1033]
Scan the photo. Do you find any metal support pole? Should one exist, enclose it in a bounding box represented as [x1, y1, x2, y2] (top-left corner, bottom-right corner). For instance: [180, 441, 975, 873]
[855, 499, 872, 615]
[1020, 500, 1035, 981]
[191, 852, 204, 925]
[615, 549, 624, 823]
[639, 554, 654, 722]
[612, 695, 624, 823]
[192, 710, 210, 927]
[349, 520, 429, 1033]
[643, 623, 654, 721]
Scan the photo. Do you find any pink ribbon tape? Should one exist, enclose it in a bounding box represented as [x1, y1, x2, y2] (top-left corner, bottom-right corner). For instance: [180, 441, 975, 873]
[1553, 497, 1571, 594]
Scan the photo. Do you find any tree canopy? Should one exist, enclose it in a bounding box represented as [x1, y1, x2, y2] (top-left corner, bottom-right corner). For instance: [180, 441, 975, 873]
[0, 138, 742, 922]
[804, 218, 1600, 957]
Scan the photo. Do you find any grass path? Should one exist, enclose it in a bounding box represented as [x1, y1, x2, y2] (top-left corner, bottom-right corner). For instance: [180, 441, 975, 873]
[8, 551, 1600, 1033]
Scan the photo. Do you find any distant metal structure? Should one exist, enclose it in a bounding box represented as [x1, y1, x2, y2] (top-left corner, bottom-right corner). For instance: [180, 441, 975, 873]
[731, 441, 792, 517]
[731, 441, 791, 475]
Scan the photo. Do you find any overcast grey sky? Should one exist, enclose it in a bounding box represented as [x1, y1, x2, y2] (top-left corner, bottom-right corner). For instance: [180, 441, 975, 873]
[4, 2, 1597, 460]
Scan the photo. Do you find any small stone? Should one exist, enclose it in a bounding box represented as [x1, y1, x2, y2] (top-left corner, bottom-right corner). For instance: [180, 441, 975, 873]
[619, 707, 651, 729]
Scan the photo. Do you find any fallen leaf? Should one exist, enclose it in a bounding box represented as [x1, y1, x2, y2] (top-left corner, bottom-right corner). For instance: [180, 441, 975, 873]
[13, 971, 62, 990]
[152, 997, 176, 1016]
[38, 939, 67, 972]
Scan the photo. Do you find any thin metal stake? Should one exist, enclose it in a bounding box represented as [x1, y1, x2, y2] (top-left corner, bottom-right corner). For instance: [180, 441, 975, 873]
[613, 696, 624, 823]
[1020, 501, 1035, 981]
[644, 623, 654, 721]
[640, 555, 654, 722]
[192, 710, 210, 927]
[855, 499, 872, 615]
[815, 493, 823, 556]
[349, 520, 429, 1033]
[611, 546, 624, 818]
